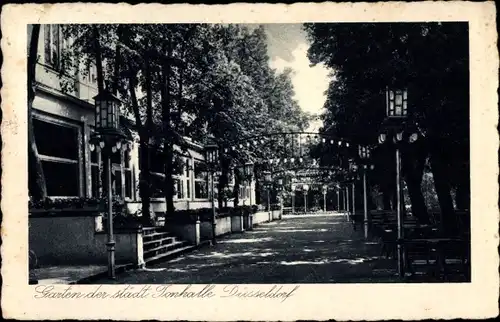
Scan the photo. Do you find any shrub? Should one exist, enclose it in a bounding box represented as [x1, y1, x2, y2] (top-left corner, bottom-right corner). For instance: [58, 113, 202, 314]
[29, 197, 102, 210]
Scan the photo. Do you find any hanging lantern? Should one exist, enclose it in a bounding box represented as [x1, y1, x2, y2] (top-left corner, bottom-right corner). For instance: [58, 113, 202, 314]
[205, 144, 219, 168]
[93, 89, 122, 133]
[396, 132, 404, 142]
[386, 87, 408, 118]
[243, 162, 254, 178]
[263, 170, 272, 184]
[359, 145, 370, 160]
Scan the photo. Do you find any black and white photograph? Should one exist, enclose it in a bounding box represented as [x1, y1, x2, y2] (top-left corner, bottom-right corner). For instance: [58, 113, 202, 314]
[1, 2, 498, 321]
[26, 20, 471, 284]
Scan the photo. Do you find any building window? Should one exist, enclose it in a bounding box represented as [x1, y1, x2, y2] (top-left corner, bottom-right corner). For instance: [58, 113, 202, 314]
[212, 175, 219, 201]
[90, 143, 101, 198]
[239, 186, 244, 200]
[111, 150, 133, 199]
[194, 160, 208, 199]
[90, 134, 133, 199]
[140, 147, 166, 199]
[44, 24, 61, 69]
[150, 173, 165, 199]
[238, 184, 250, 200]
[33, 117, 81, 197]
[82, 63, 98, 87]
[123, 151, 133, 199]
[173, 155, 192, 201]
[174, 178, 184, 199]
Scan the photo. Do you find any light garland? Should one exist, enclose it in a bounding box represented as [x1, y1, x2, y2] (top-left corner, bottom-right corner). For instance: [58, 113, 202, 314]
[220, 133, 357, 159]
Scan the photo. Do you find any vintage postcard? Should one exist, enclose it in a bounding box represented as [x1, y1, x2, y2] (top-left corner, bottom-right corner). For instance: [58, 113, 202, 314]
[1, 2, 499, 320]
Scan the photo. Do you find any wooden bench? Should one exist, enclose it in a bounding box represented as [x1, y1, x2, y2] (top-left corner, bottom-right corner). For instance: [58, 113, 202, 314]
[403, 238, 470, 280]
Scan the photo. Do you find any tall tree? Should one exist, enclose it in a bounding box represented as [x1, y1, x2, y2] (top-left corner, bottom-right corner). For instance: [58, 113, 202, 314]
[304, 22, 469, 230]
[27, 24, 47, 200]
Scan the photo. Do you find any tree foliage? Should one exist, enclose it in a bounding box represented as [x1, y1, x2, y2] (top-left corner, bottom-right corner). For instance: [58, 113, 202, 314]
[304, 22, 469, 229]
[54, 23, 310, 211]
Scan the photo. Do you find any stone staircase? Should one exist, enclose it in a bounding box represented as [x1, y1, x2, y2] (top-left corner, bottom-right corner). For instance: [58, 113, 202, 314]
[142, 227, 195, 265]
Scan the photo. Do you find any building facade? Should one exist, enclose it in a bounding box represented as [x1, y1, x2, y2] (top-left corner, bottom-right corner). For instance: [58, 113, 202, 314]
[31, 24, 256, 214]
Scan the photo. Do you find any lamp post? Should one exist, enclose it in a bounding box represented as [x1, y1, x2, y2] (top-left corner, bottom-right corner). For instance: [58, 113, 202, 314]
[243, 162, 254, 206]
[352, 181, 356, 220]
[303, 184, 309, 213]
[345, 184, 350, 220]
[277, 178, 284, 219]
[322, 184, 328, 212]
[349, 160, 358, 219]
[359, 145, 372, 239]
[378, 86, 419, 278]
[343, 186, 347, 214]
[205, 144, 219, 245]
[243, 162, 254, 229]
[89, 89, 128, 280]
[336, 187, 340, 212]
[263, 170, 272, 212]
[291, 183, 296, 214]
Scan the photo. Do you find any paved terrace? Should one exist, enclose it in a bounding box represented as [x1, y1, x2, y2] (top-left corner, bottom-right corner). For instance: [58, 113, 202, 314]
[95, 213, 400, 284]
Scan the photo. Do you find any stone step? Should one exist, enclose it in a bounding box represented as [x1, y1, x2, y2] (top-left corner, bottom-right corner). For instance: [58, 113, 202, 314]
[143, 231, 172, 242]
[144, 245, 196, 265]
[143, 227, 165, 236]
[143, 236, 177, 251]
[143, 241, 187, 258]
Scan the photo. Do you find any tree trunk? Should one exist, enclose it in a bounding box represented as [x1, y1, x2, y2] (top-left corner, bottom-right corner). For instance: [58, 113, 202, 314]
[164, 147, 175, 213]
[93, 26, 105, 94]
[402, 143, 430, 224]
[139, 140, 152, 224]
[162, 35, 175, 214]
[430, 148, 456, 234]
[27, 24, 47, 200]
[93, 25, 107, 200]
[141, 55, 154, 226]
[381, 186, 393, 210]
[218, 157, 230, 209]
[233, 173, 240, 207]
[253, 168, 261, 205]
[454, 161, 470, 210]
[127, 53, 153, 226]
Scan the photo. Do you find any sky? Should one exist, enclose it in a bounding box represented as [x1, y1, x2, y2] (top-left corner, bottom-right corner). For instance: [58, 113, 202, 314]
[262, 24, 331, 132]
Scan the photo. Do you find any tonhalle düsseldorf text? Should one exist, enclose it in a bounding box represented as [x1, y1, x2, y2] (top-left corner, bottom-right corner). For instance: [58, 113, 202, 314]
[33, 284, 300, 302]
